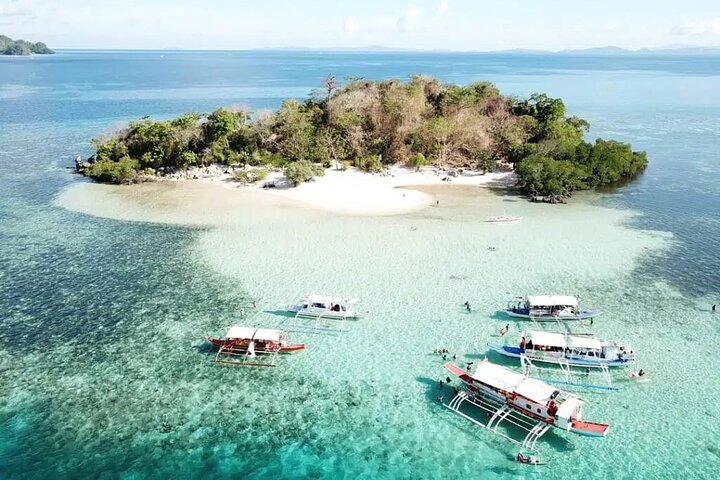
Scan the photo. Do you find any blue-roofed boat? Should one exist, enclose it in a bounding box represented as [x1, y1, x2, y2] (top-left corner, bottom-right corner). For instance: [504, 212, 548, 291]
[504, 295, 601, 321]
[488, 330, 634, 368]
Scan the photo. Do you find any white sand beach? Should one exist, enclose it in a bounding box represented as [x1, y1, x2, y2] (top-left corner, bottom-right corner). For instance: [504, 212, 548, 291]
[215, 166, 516, 216]
[56, 166, 516, 224]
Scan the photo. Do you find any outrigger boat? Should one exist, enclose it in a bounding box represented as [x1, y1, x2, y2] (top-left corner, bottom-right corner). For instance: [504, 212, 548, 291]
[486, 215, 522, 223]
[286, 294, 367, 320]
[504, 295, 600, 321]
[489, 331, 635, 368]
[284, 294, 368, 334]
[444, 360, 609, 453]
[206, 326, 305, 367]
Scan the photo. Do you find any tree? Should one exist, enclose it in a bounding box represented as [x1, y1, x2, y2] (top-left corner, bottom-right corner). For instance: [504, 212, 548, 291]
[324, 74, 337, 100]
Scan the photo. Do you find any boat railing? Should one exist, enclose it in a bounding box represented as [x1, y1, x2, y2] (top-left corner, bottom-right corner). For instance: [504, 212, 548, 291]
[520, 355, 617, 392]
[445, 388, 550, 454]
[286, 308, 351, 335]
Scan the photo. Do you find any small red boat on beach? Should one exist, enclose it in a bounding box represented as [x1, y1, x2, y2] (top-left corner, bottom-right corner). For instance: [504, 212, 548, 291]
[206, 326, 305, 366]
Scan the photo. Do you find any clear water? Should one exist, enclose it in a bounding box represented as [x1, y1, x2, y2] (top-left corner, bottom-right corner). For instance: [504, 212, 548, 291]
[1, 51, 719, 479]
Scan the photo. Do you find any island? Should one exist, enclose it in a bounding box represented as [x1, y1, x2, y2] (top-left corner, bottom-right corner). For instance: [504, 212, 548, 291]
[78, 75, 647, 201]
[0, 35, 54, 55]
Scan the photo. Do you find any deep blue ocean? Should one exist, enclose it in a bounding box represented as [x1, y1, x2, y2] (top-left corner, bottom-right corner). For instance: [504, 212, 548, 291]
[1, 50, 719, 479]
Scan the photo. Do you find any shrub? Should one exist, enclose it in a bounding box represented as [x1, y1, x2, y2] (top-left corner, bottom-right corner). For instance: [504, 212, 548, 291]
[356, 154, 383, 173]
[339, 160, 350, 171]
[84, 156, 139, 184]
[285, 160, 323, 185]
[176, 151, 197, 169]
[234, 167, 270, 184]
[412, 152, 428, 168]
[475, 149, 496, 173]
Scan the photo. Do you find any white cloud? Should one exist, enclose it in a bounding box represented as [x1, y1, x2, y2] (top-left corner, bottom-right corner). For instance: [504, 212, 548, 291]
[397, 4, 420, 32]
[673, 18, 720, 36]
[343, 16, 356, 34]
[436, 0, 448, 17]
[605, 20, 619, 33]
[0, 0, 34, 18]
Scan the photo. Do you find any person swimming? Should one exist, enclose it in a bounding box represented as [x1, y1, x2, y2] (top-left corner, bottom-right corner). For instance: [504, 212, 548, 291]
[627, 369, 647, 379]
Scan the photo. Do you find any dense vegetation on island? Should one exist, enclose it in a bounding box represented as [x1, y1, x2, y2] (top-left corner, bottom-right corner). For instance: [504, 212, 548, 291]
[82, 75, 647, 198]
[0, 35, 54, 55]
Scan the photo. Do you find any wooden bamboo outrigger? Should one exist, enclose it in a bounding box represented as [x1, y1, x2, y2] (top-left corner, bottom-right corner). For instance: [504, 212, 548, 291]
[445, 388, 551, 453]
[519, 354, 618, 392]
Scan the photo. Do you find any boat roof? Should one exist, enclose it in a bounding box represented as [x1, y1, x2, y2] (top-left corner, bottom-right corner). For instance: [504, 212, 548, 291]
[472, 361, 559, 404]
[471, 360, 525, 391]
[302, 294, 359, 304]
[515, 378, 558, 404]
[530, 331, 602, 350]
[527, 295, 578, 307]
[225, 326, 283, 342]
[556, 396, 584, 420]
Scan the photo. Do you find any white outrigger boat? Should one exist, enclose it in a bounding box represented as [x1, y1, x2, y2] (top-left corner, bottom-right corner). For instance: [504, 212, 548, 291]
[444, 360, 609, 453]
[284, 294, 368, 334]
[489, 331, 635, 368]
[486, 215, 522, 223]
[286, 294, 367, 320]
[504, 295, 601, 321]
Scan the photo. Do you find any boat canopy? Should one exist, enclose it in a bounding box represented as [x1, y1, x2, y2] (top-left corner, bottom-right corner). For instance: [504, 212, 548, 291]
[515, 378, 558, 404]
[471, 360, 525, 391]
[570, 336, 602, 350]
[530, 331, 602, 350]
[225, 326, 283, 342]
[555, 396, 584, 420]
[472, 361, 559, 403]
[302, 294, 359, 304]
[527, 295, 578, 307]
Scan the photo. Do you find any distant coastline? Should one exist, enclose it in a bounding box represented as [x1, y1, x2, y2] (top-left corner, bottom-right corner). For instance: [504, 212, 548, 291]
[0, 35, 54, 55]
[39, 45, 720, 56]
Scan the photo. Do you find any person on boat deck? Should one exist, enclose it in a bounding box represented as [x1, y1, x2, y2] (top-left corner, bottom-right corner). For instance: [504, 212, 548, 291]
[520, 336, 527, 350]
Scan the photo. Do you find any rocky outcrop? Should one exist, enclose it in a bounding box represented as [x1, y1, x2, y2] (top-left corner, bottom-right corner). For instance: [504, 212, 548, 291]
[74, 155, 95, 173]
[161, 164, 237, 180]
[531, 194, 568, 204]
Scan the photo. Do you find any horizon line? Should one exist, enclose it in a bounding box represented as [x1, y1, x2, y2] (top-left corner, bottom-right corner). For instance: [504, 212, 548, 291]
[45, 44, 720, 55]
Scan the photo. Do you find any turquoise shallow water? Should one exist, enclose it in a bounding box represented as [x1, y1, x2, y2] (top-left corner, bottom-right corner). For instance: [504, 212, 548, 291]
[1, 51, 720, 479]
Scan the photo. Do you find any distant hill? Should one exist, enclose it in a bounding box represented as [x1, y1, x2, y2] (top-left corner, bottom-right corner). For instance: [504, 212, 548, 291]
[0, 35, 54, 55]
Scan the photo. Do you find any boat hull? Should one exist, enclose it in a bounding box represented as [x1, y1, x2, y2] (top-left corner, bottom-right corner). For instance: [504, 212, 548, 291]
[290, 310, 363, 320]
[503, 309, 601, 321]
[488, 343, 631, 368]
[205, 336, 305, 353]
[570, 420, 610, 437]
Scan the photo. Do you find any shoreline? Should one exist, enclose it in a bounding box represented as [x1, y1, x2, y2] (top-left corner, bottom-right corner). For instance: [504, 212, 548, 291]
[176, 165, 516, 216]
[57, 166, 517, 224]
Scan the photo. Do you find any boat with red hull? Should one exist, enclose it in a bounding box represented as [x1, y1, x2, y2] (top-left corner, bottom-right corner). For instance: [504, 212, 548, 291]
[206, 326, 305, 366]
[443, 360, 609, 452]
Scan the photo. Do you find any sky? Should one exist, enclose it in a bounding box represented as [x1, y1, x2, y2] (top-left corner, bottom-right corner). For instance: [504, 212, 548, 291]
[2, 0, 720, 51]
